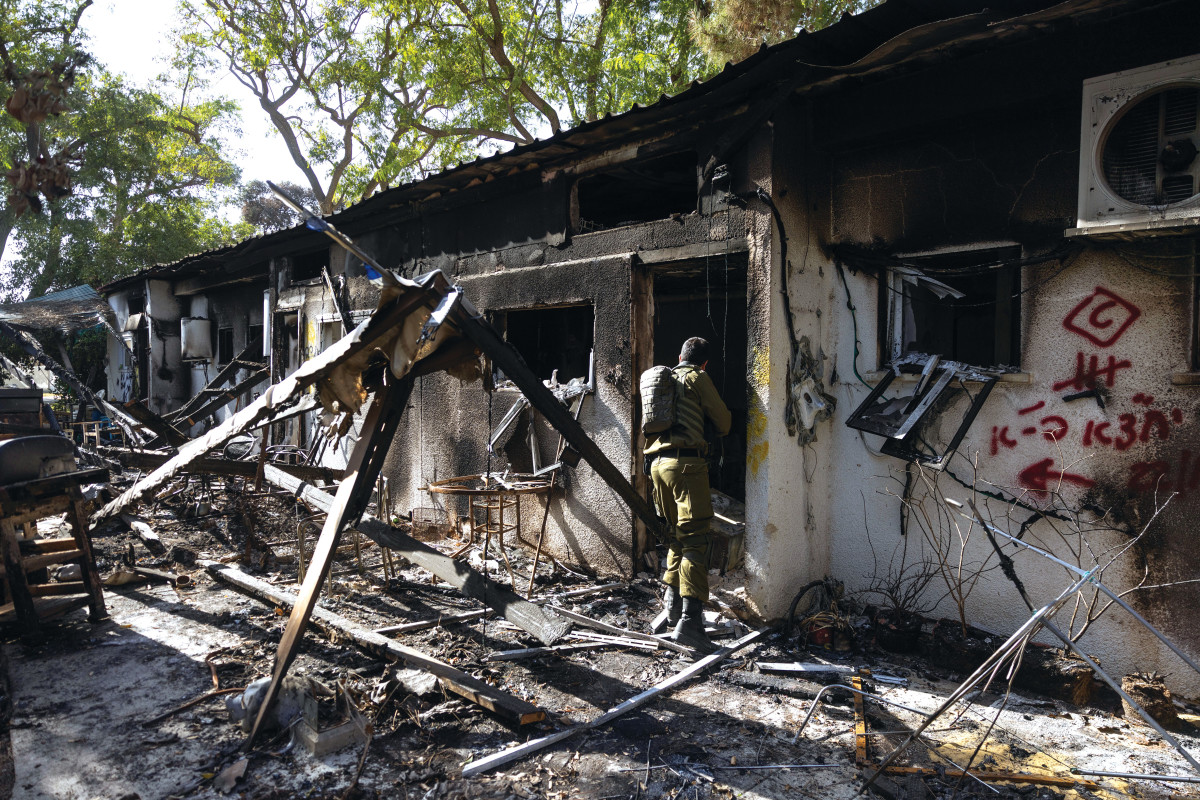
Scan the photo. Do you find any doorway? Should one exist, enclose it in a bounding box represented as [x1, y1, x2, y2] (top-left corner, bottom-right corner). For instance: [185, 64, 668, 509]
[651, 253, 748, 502]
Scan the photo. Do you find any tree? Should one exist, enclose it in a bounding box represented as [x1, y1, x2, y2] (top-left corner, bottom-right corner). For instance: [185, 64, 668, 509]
[690, 0, 882, 67]
[177, 0, 712, 212]
[0, 0, 91, 268]
[0, 0, 247, 299]
[236, 178, 321, 231]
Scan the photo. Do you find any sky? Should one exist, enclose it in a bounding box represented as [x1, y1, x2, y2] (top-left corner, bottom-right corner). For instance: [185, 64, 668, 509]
[82, 0, 315, 188]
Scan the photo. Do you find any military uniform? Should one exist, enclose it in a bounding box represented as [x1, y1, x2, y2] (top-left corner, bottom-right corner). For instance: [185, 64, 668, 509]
[644, 362, 731, 602]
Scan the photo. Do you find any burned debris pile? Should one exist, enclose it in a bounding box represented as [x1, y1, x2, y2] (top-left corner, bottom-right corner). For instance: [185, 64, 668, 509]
[2, 268, 1200, 798]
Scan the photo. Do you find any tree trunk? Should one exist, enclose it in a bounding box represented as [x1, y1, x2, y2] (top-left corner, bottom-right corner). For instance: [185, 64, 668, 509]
[27, 207, 65, 299]
[0, 210, 15, 276]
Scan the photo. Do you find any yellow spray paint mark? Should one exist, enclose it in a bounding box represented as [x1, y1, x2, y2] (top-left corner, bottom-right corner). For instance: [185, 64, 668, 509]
[747, 345, 770, 475]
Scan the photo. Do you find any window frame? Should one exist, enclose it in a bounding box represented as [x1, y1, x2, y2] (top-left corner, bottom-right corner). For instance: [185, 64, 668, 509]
[883, 245, 1022, 370]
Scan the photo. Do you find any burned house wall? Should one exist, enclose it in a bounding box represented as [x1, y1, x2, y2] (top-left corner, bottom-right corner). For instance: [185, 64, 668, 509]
[202, 282, 267, 427]
[106, 289, 138, 404]
[780, 16, 1200, 692]
[370, 157, 753, 575]
[145, 280, 182, 414]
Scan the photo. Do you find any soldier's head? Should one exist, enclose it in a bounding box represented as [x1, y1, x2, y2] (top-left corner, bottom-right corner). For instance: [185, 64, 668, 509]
[679, 337, 710, 368]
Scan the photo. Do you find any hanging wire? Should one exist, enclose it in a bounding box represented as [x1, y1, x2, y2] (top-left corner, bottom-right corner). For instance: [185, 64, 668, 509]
[834, 259, 871, 388]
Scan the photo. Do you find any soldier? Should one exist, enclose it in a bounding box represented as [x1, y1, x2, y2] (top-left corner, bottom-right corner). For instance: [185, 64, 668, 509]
[644, 336, 731, 653]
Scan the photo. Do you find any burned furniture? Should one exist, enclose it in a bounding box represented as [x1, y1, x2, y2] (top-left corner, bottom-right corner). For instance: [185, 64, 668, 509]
[846, 354, 999, 469]
[426, 473, 553, 587]
[0, 465, 107, 631]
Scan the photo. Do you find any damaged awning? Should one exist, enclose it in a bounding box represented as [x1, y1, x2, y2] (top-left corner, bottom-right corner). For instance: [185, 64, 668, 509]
[0, 284, 118, 333]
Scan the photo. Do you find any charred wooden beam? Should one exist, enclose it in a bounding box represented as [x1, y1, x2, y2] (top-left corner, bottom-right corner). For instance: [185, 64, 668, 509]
[248, 377, 414, 746]
[166, 341, 264, 424]
[260, 464, 571, 646]
[171, 368, 269, 430]
[103, 448, 340, 484]
[122, 399, 189, 447]
[205, 560, 545, 725]
[450, 306, 667, 541]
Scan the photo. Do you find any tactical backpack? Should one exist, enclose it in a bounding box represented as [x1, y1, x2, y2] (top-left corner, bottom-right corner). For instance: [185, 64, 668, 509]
[639, 365, 679, 434]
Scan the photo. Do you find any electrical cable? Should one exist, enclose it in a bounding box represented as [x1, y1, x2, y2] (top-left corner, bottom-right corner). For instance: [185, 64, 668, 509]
[875, 253, 1075, 309]
[834, 259, 871, 388]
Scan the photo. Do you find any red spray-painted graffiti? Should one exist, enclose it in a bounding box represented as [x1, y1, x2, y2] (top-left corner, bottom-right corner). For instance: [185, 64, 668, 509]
[985, 285, 1193, 499]
[1051, 352, 1133, 392]
[1061, 286, 1142, 348]
[1018, 458, 1096, 493]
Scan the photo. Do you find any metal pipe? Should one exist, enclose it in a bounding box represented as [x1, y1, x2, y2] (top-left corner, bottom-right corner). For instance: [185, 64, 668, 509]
[1071, 769, 1200, 783]
[964, 501, 1200, 680]
[1041, 620, 1200, 775]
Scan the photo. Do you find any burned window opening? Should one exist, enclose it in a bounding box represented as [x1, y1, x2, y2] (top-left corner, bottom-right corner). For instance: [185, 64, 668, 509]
[885, 245, 1022, 370]
[575, 151, 697, 233]
[248, 324, 264, 355]
[497, 305, 594, 384]
[291, 250, 327, 284]
[216, 327, 234, 365]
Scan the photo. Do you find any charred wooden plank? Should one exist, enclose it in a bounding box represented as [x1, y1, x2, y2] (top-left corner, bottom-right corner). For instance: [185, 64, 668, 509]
[261, 464, 572, 647]
[172, 368, 269, 429]
[122, 399, 189, 447]
[103, 448, 340, 484]
[249, 378, 413, 746]
[120, 513, 166, 556]
[90, 289, 430, 525]
[165, 341, 264, 424]
[205, 560, 546, 726]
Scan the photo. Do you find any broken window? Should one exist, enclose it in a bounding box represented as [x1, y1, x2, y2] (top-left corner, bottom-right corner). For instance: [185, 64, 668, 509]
[497, 305, 594, 383]
[291, 250, 326, 284]
[885, 245, 1021, 369]
[846, 354, 999, 469]
[217, 327, 234, 365]
[575, 151, 697, 233]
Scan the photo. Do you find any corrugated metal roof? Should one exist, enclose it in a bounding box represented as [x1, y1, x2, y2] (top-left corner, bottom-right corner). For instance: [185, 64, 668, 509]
[28, 284, 103, 305]
[102, 0, 1160, 292]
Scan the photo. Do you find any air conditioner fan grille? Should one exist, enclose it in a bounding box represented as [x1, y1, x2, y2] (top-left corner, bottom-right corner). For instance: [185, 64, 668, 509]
[1102, 87, 1199, 207]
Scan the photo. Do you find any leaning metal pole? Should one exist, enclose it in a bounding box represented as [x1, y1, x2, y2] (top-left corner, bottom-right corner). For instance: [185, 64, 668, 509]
[856, 571, 1095, 796]
[1040, 619, 1200, 773]
[965, 500, 1200, 680]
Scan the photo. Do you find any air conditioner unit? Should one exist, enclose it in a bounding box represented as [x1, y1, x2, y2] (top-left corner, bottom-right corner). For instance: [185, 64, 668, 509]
[1070, 53, 1200, 237]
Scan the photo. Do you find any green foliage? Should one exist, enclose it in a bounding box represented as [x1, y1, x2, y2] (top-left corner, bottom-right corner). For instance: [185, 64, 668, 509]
[177, 0, 716, 211]
[0, 0, 246, 300]
[237, 179, 322, 231]
[691, 0, 882, 67]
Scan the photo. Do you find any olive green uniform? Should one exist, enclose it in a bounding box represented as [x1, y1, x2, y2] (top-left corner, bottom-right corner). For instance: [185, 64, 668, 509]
[645, 363, 731, 602]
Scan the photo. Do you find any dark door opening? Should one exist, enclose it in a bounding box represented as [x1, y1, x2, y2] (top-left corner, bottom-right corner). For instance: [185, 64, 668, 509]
[652, 253, 748, 502]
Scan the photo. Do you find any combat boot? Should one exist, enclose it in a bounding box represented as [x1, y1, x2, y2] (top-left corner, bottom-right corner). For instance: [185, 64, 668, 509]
[672, 596, 717, 655]
[650, 585, 682, 634]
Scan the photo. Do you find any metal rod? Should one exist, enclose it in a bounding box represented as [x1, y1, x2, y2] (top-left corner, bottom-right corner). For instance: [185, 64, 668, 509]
[1071, 769, 1200, 783]
[858, 571, 1093, 796]
[1041, 620, 1200, 774]
[795, 684, 998, 794]
[965, 501, 1200, 680]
